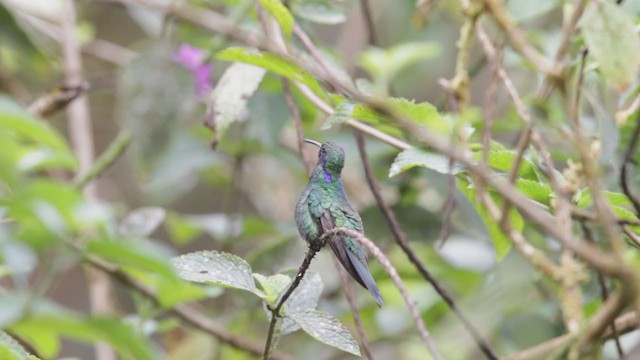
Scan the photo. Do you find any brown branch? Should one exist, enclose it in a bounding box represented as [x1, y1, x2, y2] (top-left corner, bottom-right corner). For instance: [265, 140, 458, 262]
[359, 0, 378, 46]
[354, 131, 497, 360]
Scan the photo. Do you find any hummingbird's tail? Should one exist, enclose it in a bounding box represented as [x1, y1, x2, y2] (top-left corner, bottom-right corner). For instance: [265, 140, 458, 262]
[346, 250, 384, 307]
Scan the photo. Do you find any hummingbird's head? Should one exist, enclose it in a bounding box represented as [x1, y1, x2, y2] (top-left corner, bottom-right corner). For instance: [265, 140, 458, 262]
[304, 139, 345, 181]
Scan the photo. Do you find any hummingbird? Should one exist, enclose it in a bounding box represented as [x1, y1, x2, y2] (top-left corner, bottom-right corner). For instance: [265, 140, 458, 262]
[295, 139, 383, 306]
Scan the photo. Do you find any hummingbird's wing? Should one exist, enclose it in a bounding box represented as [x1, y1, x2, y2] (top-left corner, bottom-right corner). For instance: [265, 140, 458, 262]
[324, 207, 384, 306]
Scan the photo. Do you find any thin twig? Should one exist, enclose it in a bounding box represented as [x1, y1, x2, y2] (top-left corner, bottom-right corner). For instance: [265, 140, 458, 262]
[323, 228, 444, 360]
[537, 0, 588, 100]
[359, 0, 378, 46]
[483, 0, 556, 76]
[332, 255, 374, 360]
[354, 131, 498, 359]
[620, 113, 640, 217]
[74, 130, 132, 188]
[263, 240, 326, 360]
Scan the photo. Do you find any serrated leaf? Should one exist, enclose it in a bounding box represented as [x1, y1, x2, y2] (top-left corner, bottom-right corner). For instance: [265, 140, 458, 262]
[216, 47, 326, 100]
[389, 148, 463, 177]
[322, 100, 355, 129]
[207, 63, 266, 141]
[360, 42, 440, 81]
[580, 0, 640, 90]
[278, 271, 323, 334]
[172, 251, 256, 292]
[289, 310, 360, 356]
[291, 0, 346, 24]
[259, 0, 294, 35]
[389, 98, 450, 134]
[576, 190, 633, 208]
[471, 149, 539, 180]
[253, 273, 291, 304]
[118, 206, 166, 237]
[515, 179, 552, 205]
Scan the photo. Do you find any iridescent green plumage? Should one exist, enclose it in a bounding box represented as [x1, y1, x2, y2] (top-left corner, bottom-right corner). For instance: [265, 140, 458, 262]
[295, 140, 383, 306]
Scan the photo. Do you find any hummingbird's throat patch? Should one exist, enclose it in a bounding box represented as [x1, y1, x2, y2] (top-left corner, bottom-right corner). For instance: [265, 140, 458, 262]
[324, 172, 332, 183]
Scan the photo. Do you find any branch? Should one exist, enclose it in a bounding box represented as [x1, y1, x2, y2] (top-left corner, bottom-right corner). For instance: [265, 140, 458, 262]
[322, 228, 444, 360]
[359, 0, 378, 46]
[74, 130, 132, 189]
[353, 131, 497, 359]
[263, 239, 326, 360]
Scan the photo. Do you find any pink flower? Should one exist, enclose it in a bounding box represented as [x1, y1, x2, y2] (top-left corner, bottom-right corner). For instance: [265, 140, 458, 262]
[172, 44, 213, 98]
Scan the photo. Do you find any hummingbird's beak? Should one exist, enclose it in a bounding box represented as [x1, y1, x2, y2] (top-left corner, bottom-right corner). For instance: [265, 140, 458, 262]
[303, 138, 322, 148]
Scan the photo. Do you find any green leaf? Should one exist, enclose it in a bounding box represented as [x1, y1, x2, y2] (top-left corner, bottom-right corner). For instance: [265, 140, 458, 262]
[11, 315, 156, 360]
[289, 310, 360, 356]
[253, 273, 291, 304]
[0, 331, 40, 360]
[277, 271, 323, 334]
[360, 42, 440, 84]
[118, 206, 166, 238]
[471, 149, 539, 180]
[580, 0, 640, 90]
[216, 47, 326, 100]
[515, 179, 553, 205]
[576, 190, 633, 208]
[389, 148, 463, 177]
[458, 179, 522, 260]
[321, 99, 355, 129]
[259, 0, 294, 35]
[389, 98, 450, 134]
[0, 97, 77, 175]
[207, 62, 266, 141]
[172, 251, 256, 292]
[291, 0, 346, 24]
[87, 239, 176, 280]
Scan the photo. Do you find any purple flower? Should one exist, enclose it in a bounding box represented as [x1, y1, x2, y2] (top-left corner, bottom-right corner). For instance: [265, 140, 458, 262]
[172, 44, 213, 98]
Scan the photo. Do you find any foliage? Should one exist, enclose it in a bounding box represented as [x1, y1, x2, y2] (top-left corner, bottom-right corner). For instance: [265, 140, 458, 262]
[0, 0, 640, 359]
